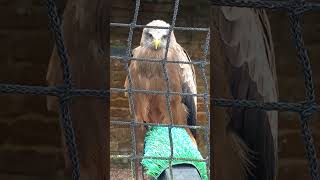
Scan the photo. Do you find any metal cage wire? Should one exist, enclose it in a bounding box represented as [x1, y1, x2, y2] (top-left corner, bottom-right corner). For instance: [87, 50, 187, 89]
[0, 0, 319, 180]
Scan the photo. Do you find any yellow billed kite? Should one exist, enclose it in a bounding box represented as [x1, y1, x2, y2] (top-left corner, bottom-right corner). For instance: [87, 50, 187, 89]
[124, 20, 197, 144]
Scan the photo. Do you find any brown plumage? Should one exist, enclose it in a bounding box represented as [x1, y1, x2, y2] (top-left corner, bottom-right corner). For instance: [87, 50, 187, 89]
[211, 7, 278, 180]
[124, 20, 198, 150]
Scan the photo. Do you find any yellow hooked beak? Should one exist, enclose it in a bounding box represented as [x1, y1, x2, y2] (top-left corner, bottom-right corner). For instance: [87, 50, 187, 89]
[152, 39, 161, 50]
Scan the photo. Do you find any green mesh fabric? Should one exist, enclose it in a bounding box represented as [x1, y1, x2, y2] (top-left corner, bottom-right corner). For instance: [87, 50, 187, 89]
[141, 126, 208, 180]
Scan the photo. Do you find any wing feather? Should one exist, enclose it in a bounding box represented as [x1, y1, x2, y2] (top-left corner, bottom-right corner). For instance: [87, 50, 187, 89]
[173, 43, 198, 138]
[218, 7, 278, 180]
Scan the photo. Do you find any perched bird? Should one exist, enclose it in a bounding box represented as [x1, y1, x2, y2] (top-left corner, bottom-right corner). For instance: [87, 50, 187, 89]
[124, 20, 198, 149]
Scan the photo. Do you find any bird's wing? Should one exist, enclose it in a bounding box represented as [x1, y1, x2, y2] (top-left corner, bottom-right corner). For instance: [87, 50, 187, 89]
[182, 47, 197, 84]
[172, 43, 197, 138]
[217, 7, 278, 180]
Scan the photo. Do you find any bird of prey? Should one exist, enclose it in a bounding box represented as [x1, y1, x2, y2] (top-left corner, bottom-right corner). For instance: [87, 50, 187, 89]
[124, 20, 198, 148]
[211, 7, 278, 180]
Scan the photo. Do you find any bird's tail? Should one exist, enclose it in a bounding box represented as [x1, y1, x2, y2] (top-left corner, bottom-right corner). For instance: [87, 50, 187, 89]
[228, 130, 256, 179]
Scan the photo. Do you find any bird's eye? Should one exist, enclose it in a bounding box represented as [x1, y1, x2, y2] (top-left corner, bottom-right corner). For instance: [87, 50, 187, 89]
[146, 33, 152, 39]
[162, 35, 168, 39]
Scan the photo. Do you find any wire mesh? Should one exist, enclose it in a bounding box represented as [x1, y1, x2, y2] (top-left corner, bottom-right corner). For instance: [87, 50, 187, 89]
[0, 0, 318, 180]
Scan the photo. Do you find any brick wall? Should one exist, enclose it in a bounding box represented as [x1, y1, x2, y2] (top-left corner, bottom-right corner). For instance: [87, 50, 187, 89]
[0, 0, 67, 179]
[269, 11, 320, 180]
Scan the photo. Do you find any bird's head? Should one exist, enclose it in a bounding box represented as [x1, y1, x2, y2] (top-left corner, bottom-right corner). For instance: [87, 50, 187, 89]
[141, 20, 176, 51]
